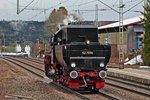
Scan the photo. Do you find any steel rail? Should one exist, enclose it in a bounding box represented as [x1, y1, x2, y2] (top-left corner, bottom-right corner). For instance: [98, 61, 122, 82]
[21, 58, 44, 65]
[97, 92, 120, 100]
[15, 57, 121, 100]
[106, 76, 150, 91]
[28, 58, 44, 62]
[7, 57, 121, 100]
[9, 57, 44, 72]
[105, 82, 150, 98]
[19, 57, 149, 98]
[3, 58, 91, 100]
[10, 57, 149, 98]
[4, 58, 43, 78]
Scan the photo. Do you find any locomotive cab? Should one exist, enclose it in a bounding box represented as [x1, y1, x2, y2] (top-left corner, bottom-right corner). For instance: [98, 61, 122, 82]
[45, 25, 111, 91]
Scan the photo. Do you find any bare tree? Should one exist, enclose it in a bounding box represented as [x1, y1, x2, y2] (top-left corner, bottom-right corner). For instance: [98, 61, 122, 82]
[44, 7, 82, 36]
[44, 7, 68, 35]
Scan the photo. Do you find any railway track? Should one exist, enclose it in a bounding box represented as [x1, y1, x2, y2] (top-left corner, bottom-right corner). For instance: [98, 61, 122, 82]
[28, 57, 44, 62]
[23, 58, 44, 65]
[105, 77, 150, 98]
[4, 57, 120, 100]
[11, 57, 150, 99]
[4, 57, 90, 100]
[12, 57, 150, 99]
[106, 76, 150, 91]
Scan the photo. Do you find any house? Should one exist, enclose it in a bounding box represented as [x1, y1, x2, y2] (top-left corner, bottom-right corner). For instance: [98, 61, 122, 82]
[98, 16, 144, 63]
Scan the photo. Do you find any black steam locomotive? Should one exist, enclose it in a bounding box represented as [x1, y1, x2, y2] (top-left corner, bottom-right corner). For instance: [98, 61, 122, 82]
[44, 24, 111, 91]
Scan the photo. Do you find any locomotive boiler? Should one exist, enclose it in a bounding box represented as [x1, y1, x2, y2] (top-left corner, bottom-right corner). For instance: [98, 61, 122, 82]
[44, 24, 111, 91]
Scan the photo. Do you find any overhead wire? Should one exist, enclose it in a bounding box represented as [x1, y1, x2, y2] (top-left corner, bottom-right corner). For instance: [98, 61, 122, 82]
[17, 0, 40, 20]
[124, 0, 141, 5]
[32, 0, 40, 8]
[78, 0, 97, 6]
[17, 0, 48, 21]
[63, 0, 97, 10]
[112, 0, 118, 7]
[21, 0, 41, 16]
[46, 0, 69, 10]
[18, 0, 35, 14]
[106, 0, 142, 9]
[30, 10, 44, 20]
[17, 11, 44, 21]
[29, 0, 49, 20]
[97, 0, 119, 13]
[14, 0, 144, 21]
[65, 0, 80, 8]
[123, 0, 144, 14]
[68, 0, 99, 19]
[16, 0, 103, 21]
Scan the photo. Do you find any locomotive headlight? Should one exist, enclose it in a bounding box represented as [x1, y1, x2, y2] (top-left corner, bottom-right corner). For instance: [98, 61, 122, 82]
[99, 71, 107, 78]
[86, 40, 90, 45]
[64, 45, 67, 49]
[71, 62, 76, 67]
[100, 62, 105, 67]
[70, 71, 78, 79]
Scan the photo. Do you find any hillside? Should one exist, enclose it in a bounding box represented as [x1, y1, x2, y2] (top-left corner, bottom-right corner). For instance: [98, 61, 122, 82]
[0, 20, 45, 45]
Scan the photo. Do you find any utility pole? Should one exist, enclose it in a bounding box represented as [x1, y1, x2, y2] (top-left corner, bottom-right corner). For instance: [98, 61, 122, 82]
[1, 31, 6, 52]
[119, 0, 124, 69]
[3, 33, 5, 52]
[95, 4, 98, 27]
[17, 0, 37, 14]
[0, 30, 5, 53]
[17, 0, 19, 14]
[97, 0, 144, 68]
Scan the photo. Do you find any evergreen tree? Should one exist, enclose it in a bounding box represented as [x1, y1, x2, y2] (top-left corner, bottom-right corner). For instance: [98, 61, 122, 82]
[142, 0, 150, 65]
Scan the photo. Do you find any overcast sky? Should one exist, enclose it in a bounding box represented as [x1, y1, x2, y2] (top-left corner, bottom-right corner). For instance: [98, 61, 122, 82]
[0, 0, 145, 21]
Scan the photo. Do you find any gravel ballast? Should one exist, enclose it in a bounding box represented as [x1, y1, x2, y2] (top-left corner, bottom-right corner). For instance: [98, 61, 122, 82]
[0, 58, 81, 100]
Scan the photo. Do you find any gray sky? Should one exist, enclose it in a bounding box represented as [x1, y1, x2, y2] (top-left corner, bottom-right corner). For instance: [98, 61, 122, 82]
[0, 0, 144, 21]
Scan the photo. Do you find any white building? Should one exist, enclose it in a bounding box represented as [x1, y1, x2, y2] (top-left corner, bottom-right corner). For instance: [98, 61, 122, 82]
[16, 44, 21, 52]
[25, 45, 31, 57]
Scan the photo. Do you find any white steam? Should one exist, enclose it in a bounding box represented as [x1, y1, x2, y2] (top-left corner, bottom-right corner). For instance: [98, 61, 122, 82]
[63, 15, 77, 25]
[57, 15, 77, 29]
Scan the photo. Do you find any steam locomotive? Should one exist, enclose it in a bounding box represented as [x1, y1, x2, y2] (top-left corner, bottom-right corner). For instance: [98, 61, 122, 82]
[44, 24, 111, 91]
